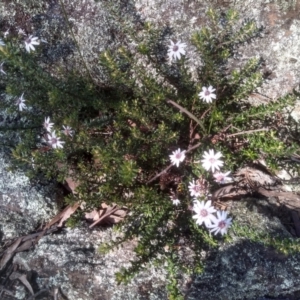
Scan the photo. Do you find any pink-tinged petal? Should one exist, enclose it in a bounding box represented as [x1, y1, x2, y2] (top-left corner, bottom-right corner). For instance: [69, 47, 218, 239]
[215, 152, 222, 159]
[175, 51, 181, 60]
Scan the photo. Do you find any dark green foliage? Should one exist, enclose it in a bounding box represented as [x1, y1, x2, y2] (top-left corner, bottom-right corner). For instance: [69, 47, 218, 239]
[1, 4, 300, 299]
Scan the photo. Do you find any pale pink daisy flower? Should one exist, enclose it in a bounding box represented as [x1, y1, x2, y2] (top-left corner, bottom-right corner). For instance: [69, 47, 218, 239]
[207, 210, 232, 235]
[47, 131, 65, 149]
[201, 149, 224, 173]
[188, 180, 205, 197]
[31, 157, 36, 170]
[173, 199, 180, 206]
[192, 200, 217, 227]
[18, 28, 26, 36]
[4, 29, 9, 38]
[43, 117, 54, 132]
[213, 171, 232, 184]
[24, 35, 40, 52]
[198, 86, 216, 103]
[169, 148, 186, 167]
[167, 40, 187, 61]
[170, 196, 180, 206]
[16, 93, 26, 111]
[62, 125, 74, 137]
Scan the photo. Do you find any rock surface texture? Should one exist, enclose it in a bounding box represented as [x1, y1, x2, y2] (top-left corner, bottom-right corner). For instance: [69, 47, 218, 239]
[187, 197, 300, 300]
[13, 227, 168, 300]
[1, 0, 300, 299]
[0, 153, 57, 240]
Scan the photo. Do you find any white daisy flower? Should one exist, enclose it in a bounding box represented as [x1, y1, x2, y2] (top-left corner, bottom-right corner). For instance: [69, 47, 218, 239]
[173, 199, 181, 206]
[16, 93, 26, 111]
[170, 197, 181, 206]
[47, 131, 65, 149]
[167, 40, 187, 61]
[188, 180, 205, 198]
[0, 38, 5, 46]
[192, 200, 217, 227]
[207, 210, 232, 235]
[4, 29, 9, 38]
[213, 171, 232, 184]
[198, 86, 216, 103]
[169, 148, 186, 167]
[18, 28, 26, 36]
[0, 62, 6, 75]
[31, 157, 36, 170]
[201, 149, 224, 173]
[124, 190, 134, 198]
[24, 35, 40, 53]
[43, 117, 54, 132]
[62, 125, 74, 137]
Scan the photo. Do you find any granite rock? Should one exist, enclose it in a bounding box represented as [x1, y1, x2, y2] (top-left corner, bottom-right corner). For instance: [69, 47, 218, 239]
[0, 142, 58, 240]
[186, 198, 300, 300]
[13, 226, 168, 300]
[1, 0, 300, 299]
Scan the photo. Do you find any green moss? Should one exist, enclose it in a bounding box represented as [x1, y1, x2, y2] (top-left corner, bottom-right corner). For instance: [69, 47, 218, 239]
[231, 222, 300, 255]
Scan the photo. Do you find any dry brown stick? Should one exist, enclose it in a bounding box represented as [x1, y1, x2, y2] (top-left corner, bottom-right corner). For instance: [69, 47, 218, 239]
[189, 119, 196, 141]
[18, 274, 34, 296]
[0, 238, 22, 270]
[200, 107, 212, 120]
[0, 286, 15, 297]
[251, 92, 273, 101]
[146, 99, 205, 184]
[166, 99, 206, 132]
[227, 128, 269, 137]
[89, 205, 120, 228]
[146, 165, 173, 185]
[54, 287, 59, 300]
[0, 227, 58, 270]
[26, 288, 49, 300]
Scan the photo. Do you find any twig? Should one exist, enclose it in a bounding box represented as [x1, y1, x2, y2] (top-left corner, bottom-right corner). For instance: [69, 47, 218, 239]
[227, 128, 268, 137]
[89, 205, 121, 228]
[146, 165, 173, 185]
[26, 288, 49, 300]
[251, 92, 273, 101]
[18, 274, 34, 296]
[54, 287, 59, 300]
[166, 99, 206, 132]
[200, 107, 211, 120]
[0, 286, 15, 297]
[186, 142, 202, 153]
[290, 155, 300, 164]
[188, 121, 199, 149]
